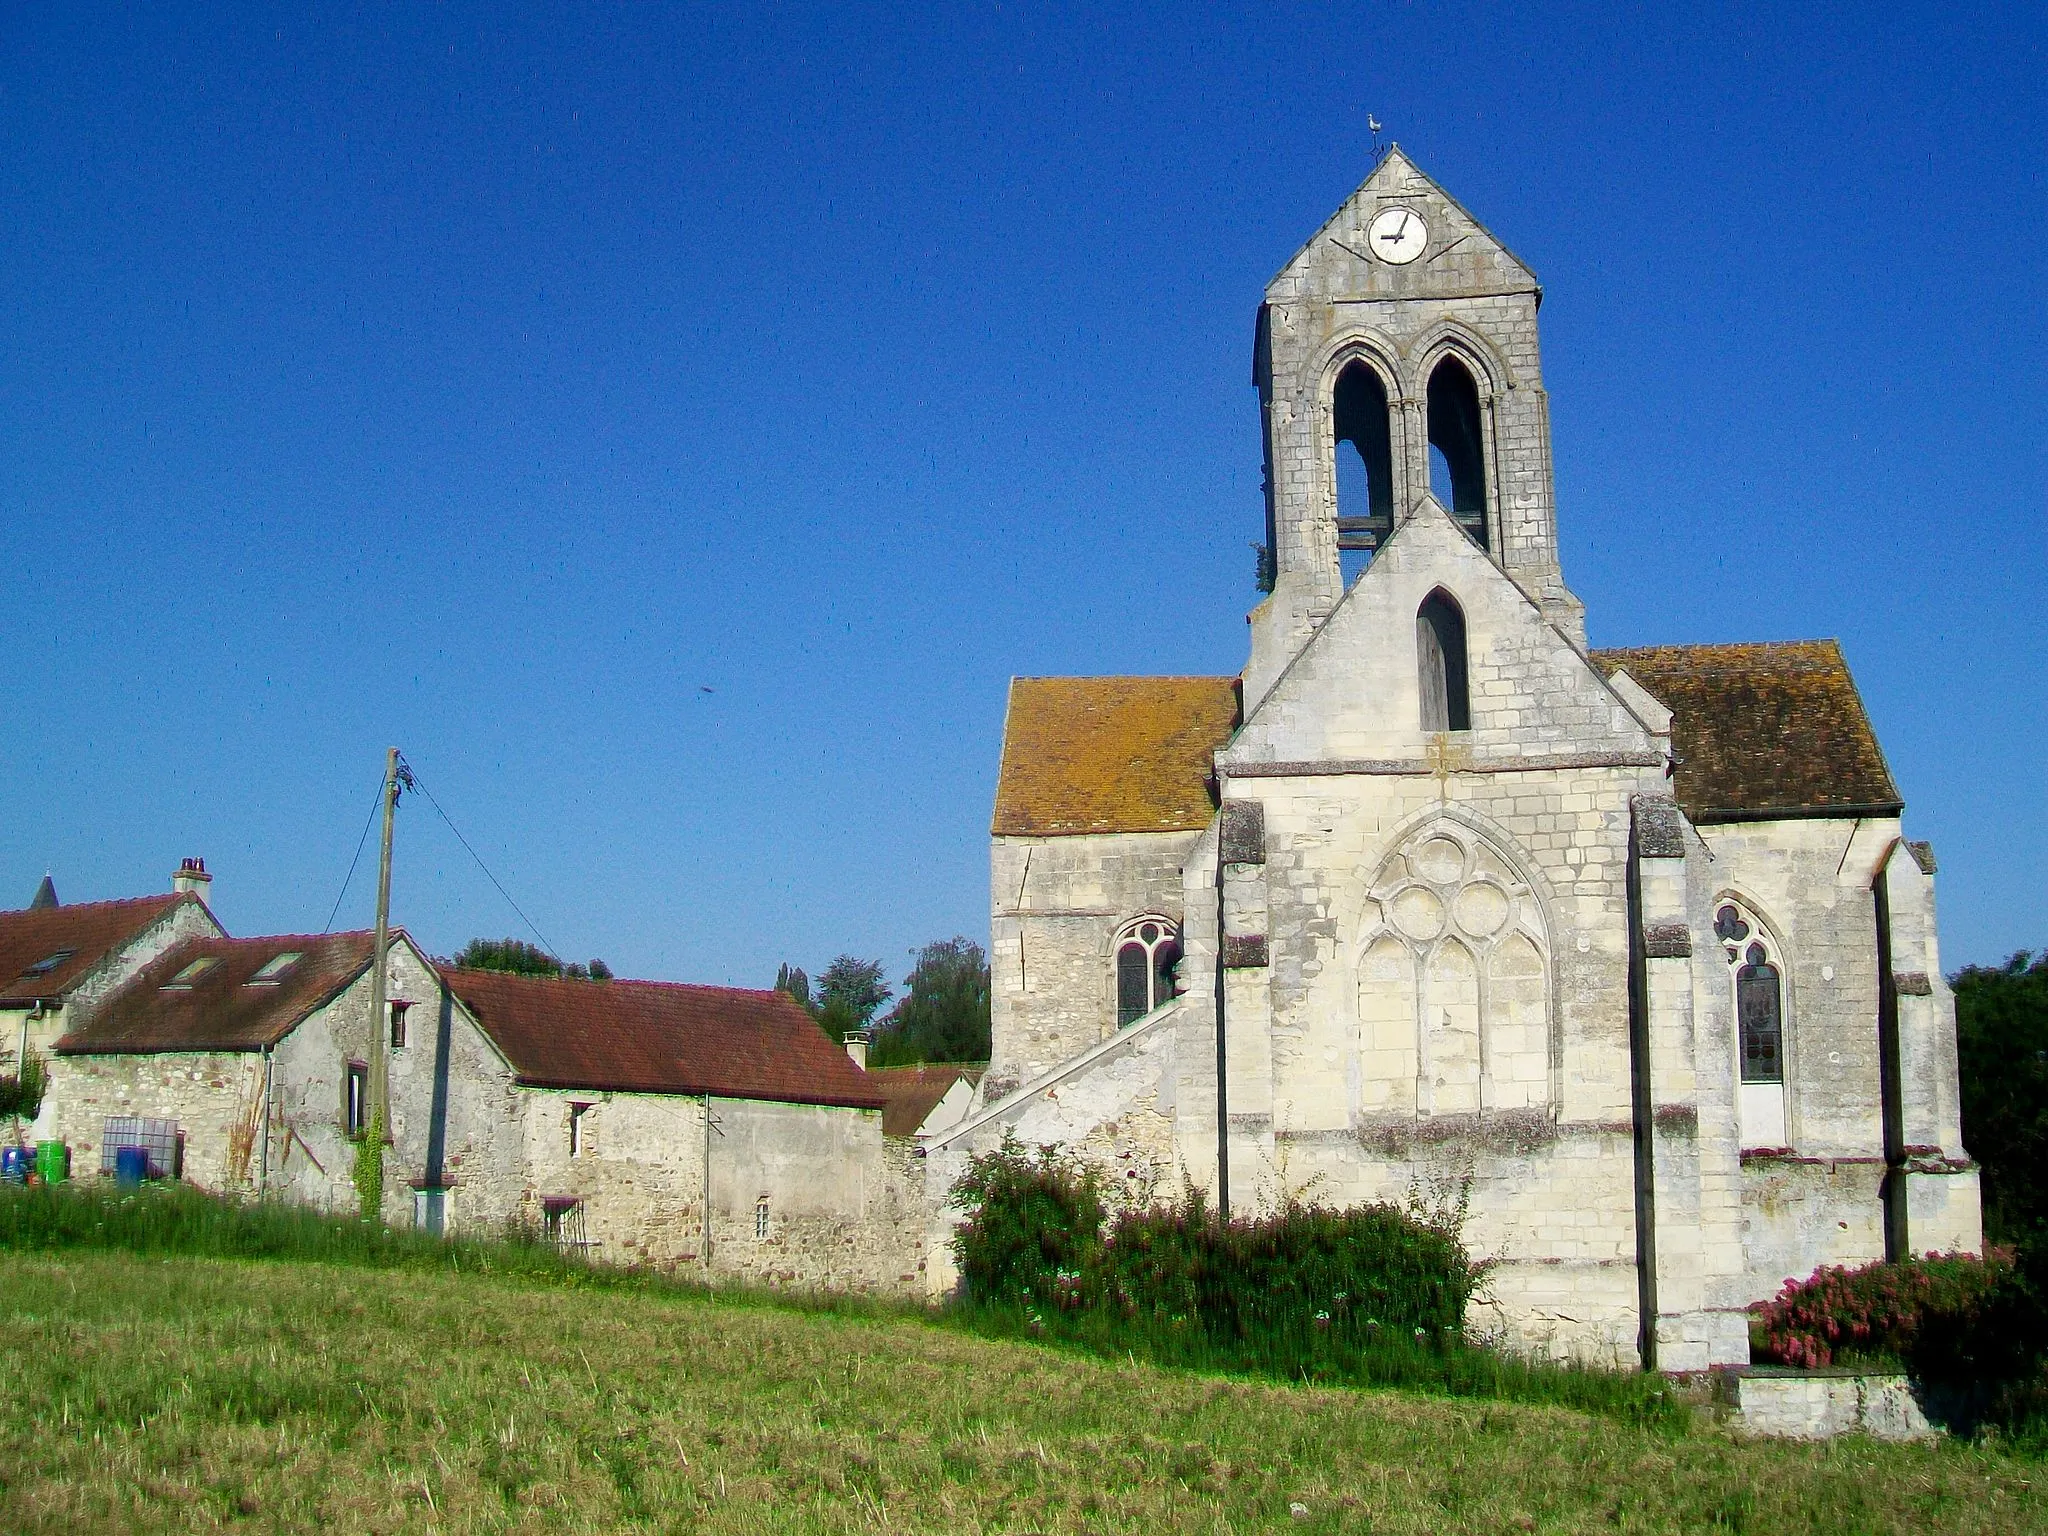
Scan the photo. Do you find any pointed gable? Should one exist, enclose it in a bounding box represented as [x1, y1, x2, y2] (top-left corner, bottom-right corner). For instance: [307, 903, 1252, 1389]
[1225, 499, 1655, 769]
[1266, 147, 1540, 308]
[0, 894, 194, 1008]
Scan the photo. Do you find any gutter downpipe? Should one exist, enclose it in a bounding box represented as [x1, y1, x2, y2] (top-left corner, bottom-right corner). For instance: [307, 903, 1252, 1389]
[1623, 829, 1659, 1373]
[1214, 827, 1230, 1223]
[702, 1093, 714, 1278]
[259, 1046, 274, 1196]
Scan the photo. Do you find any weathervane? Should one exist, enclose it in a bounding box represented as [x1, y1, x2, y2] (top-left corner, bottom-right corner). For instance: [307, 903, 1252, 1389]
[1369, 114, 1387, 163]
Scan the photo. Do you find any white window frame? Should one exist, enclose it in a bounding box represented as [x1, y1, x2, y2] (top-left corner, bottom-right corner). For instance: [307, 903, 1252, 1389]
[1113, 916, 1182, 1028]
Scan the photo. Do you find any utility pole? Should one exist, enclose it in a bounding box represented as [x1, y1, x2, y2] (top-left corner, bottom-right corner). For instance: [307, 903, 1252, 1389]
[367, 747, 400, 1188]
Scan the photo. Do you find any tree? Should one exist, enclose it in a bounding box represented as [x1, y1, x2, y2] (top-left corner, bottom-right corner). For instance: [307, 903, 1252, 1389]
[870, 938, 991, 1067]
[451, 938, 611, 982]
[814, 955, 891, 1042]
[774, 963, 817, 1016]
[1955, 949, 2048, 1251]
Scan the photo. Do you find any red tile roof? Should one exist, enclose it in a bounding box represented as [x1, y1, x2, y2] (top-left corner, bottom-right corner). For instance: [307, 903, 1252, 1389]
[1592, 641, 1902, 823]
[865, 1064, 983, 1137]
[0, 895, 193, 1008]
[55, 932, 378, 1054]
[439, 968, 886, 1110]
[994, 676, 1240, 836]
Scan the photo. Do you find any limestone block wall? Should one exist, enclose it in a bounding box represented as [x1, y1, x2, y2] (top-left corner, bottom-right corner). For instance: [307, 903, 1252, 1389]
[989, 828, 1202, 1097]
[519, 1087, 707, 1266]
[1739, 1157, 1887, 1300]
[42, 1049, 267, 1190]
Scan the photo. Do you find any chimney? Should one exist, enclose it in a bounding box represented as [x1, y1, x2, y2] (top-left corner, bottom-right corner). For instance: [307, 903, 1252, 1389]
[843, 1031, 868, 1071]
[172, 857, 212, 902]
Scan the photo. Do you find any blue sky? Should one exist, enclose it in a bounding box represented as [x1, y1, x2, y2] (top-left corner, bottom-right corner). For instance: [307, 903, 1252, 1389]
[3, 3, 2041, 987]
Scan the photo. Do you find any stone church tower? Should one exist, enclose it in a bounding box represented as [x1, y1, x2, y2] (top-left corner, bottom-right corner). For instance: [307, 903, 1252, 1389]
[927, 151, 1981, 1371]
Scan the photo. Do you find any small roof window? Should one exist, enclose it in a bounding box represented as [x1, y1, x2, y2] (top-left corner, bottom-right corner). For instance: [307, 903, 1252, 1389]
[162, 956, 220, 990]
[19, 948, 75, 979]
[247, 951, 303, 984]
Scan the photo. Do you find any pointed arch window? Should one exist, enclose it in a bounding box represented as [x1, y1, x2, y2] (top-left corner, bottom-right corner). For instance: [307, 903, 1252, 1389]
[1717, 901, 1790, 1148]
[1416, 590, 1471, 733]
[1114, 918, 1182, 1028]
[1426, 357, 1488, 549]
[1333, 360, 1394, 574]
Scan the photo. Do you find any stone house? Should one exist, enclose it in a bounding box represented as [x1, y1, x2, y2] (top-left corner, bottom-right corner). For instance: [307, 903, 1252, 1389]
[927, 149, 1980, 1371]
[34, 900, 924, 1291]
[2, 862, 225, 1150]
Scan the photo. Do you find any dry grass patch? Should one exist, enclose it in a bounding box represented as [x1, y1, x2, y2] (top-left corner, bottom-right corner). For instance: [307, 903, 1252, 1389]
[0, 1251, 2040, 1533]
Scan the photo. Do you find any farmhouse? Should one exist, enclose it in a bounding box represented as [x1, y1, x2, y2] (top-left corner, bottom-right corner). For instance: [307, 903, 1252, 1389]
[14, 876, 923, 1292]
[927, 149, 1981, 1370]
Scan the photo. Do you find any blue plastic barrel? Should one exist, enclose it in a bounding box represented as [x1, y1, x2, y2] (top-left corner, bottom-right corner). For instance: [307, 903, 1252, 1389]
[0, 1145, 24, 1184]
[114, 1145, 148, 1187]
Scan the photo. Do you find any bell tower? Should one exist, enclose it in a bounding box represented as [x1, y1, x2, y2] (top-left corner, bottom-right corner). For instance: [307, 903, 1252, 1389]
[1246, 148, 1585, 708]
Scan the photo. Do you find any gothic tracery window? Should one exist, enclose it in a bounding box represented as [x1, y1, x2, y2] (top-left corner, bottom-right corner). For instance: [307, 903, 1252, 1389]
[1717, 904, 1784, 1085]
[1115, 917, 1181, 1028]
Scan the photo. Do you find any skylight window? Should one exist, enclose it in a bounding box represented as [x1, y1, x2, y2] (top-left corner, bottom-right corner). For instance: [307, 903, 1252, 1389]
[162, 956, 220, 989]
[19, 948, 75, 979]
[247, 951, 303, 984]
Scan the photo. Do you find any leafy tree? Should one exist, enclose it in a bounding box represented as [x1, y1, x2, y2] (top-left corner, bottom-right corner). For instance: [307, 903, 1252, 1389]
[870, 937, 991, 1067]
[451, 938, 611, 982]
[814, 955, 891, 1043]
[1955, 949, 2048, 1251]
[774, 963, 817, 1016]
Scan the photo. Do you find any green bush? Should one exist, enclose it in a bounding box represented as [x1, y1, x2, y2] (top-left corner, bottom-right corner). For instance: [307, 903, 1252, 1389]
[945, 1137, 1675, 1426]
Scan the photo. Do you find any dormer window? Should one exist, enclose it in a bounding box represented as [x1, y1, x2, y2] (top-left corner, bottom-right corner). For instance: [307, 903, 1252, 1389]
[247, 951, 302, 985]
[162, 956, 219, 990]
[19, 948, 74, 979]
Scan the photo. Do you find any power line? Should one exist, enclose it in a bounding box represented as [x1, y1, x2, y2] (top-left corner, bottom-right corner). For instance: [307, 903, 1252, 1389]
[400, 756, 561, 962]
[321, 775, 386, 934]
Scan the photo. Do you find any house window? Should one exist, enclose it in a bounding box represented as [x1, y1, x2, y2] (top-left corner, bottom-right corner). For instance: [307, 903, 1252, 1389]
[162, 955, 219, 990]
[1717, 901, 1790, 1148]
[1416, 589, 1471, 733]
[20, 948, 75, 979]
[413, 1187, 450, 1237]
[345, 1062, 369, 1136]
[543, 1196, 587, 1250]
[568, 1102, 592, 1158]
[389, 1000, 411, 1049]
[755, 1196, 771, 1241]
[1114, 918, 1182, 1028]
[248, 951, 302, 984]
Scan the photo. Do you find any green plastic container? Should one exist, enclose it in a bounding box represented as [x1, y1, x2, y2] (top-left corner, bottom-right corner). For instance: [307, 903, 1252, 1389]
[34, 1141, 68, 1185]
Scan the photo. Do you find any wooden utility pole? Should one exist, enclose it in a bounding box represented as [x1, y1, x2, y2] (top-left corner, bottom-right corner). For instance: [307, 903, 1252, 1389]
[367, 747, 400, 1164]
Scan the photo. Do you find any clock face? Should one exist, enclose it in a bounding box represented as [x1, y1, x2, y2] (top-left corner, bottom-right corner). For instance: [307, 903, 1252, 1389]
[1368, 206, 1428, 265]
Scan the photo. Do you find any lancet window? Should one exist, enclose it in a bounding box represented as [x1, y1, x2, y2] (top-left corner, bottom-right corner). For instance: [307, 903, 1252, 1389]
[1114, 917, 1182, 1028]
[1426, 357, 1489, 548]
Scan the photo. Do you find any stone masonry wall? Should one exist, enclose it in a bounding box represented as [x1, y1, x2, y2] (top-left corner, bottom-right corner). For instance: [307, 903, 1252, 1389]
[989, 828, 1203, 1098]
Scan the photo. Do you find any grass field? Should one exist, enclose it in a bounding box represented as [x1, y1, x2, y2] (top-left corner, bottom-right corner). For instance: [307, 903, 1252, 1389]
[1, 1250, 2043, 1534]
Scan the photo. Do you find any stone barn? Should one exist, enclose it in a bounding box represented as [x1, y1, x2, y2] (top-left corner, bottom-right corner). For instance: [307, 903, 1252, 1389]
[926, 148, 1979, 1371]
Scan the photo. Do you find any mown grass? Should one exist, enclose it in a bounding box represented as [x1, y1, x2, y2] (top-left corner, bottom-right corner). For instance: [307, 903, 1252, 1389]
[1, 1248, 2044, 1534]
[0, 1183, 1682, 1426]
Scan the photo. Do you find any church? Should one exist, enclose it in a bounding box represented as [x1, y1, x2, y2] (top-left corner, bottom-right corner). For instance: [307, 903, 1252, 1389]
[921, 150, 1981, 1371]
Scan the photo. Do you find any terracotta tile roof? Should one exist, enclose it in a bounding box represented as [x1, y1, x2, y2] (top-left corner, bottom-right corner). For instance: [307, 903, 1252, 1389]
[993, 676, 1240, 836]
[0, 895, 191, 1008]
[55, 932, 378, 1054]
[440, 968, 886, 1110]
[1592, 641, 1902, 823]
[865, 1064, 983, 1137]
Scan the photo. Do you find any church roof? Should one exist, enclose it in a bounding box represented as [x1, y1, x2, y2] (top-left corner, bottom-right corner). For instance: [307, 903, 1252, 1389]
[993, 676, 1240, 836]
[1592, 641, 1902, 823]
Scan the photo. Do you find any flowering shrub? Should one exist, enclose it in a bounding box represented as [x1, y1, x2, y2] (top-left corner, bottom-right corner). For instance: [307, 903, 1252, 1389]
[1750, 1249, 2013, 1370]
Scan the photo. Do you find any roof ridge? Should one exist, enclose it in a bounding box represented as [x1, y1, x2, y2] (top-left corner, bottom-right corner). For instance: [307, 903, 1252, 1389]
[440, 965, 780, 1000]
